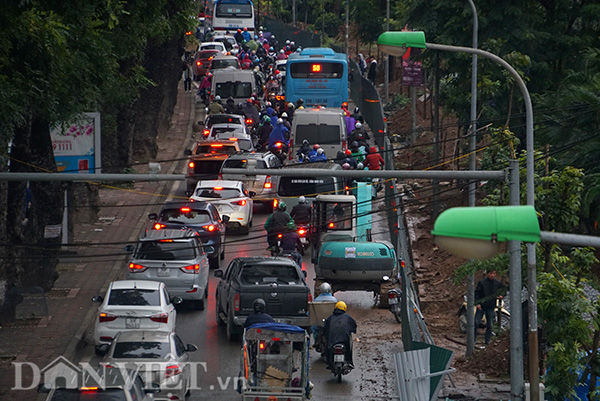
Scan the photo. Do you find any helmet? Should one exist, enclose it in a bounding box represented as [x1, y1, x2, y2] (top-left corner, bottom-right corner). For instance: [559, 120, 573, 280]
[351, 141, 359, 148]
[214, 95, 221, 101]
[355, 122, 362, 129]
[247, 98, 253, 103]
[277, 200, 287, 211]
[286, 40, 290, 45]
[313, 144, 320, 150]
[207, 72, 213, 77]
[237, 29, 242, 33]
[287, 102, 295, 109]
[263, 115, 271, 122]
[281, 112, 288, 118]
[277, 118, 284, 124]
[335, 301, 347, 312]
[317, 148, 324, 155]
[266, 101, 272, 107]
[354, 107, 360, 114]
[345, 149, 352, 156]
[298, 196, 306, 204]
[357, 162, 364, 170]
[244, 27, 248, 31]
[297, 98, 304, 105]
[291, 41, 295, 45]
[342, 163, 351, 170]
[370, 146, 378, 153]
[302, 139, 309, 145]
[319, 282, 332, 294]
[286, 221, 297, 231]
[280, 49, 285, 53]
[272, 34, 276, 39]
[342, 102, 348, 108]
[253, 298, 266, 313]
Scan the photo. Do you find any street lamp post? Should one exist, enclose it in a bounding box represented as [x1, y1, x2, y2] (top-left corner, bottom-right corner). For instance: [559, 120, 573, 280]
[377, 30, 534, 401]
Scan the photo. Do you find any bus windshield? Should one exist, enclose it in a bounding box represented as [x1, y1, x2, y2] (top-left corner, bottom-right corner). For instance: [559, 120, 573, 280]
[289, 62, 344, 79]
[294, 124, 340, 144]
[278, 177, 336, 197]
[216, 3, 252, 17]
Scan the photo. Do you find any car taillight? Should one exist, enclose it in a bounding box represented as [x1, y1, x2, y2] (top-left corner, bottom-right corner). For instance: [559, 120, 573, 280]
[277, 233, 283, 238]
[129, 263, 147, 273]
[275, 142, 282, 148]
[196, 61, 201, 66]
[203, 224, 216, 232]
[234, 293, 240, 312]
[188, 161, 195, 168]
[99, 313, 117, 323]
[342, 139, 347, 150]
[165, 364, 182, 378]
[264, 176, 272, 189]
[154, 223, 166, 230]
[150, 313, 169, 324]
[328, 222, 334, 228]
[388, 292, 398, 299]
[181, 264, 200, 274]
[308, 293, 313, 303]
[273, 199, 278, 209]
[203, 129, 210, 137]
[231, 199, 246, 206]
[80, 387, 99, 391]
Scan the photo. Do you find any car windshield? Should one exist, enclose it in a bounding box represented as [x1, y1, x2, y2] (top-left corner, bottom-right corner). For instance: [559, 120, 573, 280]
[50, 388, 127, 400]
[135, 240, 196, 260]
[206, 115, 242, 127]
[195, 144, 238, 154]
[108, 289, 161, 306]
[212, 59, 239, 69]
[194, 187, 241, 199]
[223, 159, 267, 169]
[112, 341, 170, 359]
[240, 265, 301, 285]
[213, 137, 252, 151]
[159, 209, 212, 224]
[215, 82, 253, 99]
[198, 51, 218, 59]
[201, 44, 223, 51]
[211, 126, 242, 136]
[295, 124, 340, 144]
[278, 176, 336, 197]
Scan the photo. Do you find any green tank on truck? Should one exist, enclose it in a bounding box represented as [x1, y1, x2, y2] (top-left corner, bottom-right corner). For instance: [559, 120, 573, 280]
[314, 240, 398, 301]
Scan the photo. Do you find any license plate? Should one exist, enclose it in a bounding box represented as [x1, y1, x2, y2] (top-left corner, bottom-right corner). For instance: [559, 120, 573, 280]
[157, 267, 170, 277]
[125, 318, 140, 329]
[334, 354, 345, 363]
[389, 297, 398, 305]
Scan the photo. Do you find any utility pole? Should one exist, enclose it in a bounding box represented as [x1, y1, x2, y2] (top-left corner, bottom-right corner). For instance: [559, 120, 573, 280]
[384, 0, 390, 103]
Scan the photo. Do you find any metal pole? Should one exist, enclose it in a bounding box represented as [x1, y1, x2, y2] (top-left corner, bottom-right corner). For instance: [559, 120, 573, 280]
[465, 0, 479, 361]
[62, 187, 69, 245]
[345, 0, 349, 56]
[292, 0, 296, 27]
[509, 159, 524, 400]
[426, 41, 535, 401]
[384, 0, 390, 103]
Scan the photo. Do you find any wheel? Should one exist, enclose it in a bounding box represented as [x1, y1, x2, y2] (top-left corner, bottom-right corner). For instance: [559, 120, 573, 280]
[499, 313, 510, 332]
[240, 224, 250, 235]
[336, 366, 342, 383]
[458, 312, 467, 333]
[204, 286, 209, 298]
[220, 246, 225, 260]
[226, 312, 239, 341]
[393, 307, 402, 324]
[194, 298, 205, 310]
[209, 256, 219, 269]
[216, 296, 225, 326]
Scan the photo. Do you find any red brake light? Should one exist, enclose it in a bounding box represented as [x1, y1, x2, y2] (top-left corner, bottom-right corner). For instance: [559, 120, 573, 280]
[204, 224, 216, 232]
[259, 342, 265, 350]
[203, 129, 210, 137]
[388, 292, 398, 299]
[196, 61, 201, 66]
[234, 293, 240, 312]
[298, 228, 306, 236]
[275, 142, 282, 148]
[129, 263, 147, 272]
[213, 186, 223, 190]
[181, 264, 200, 274]
[228, 137, 238, 141]
[165, 364, 182, 378]
[180, 207, 191, 212]
[273, 199, 278, 209]
[211, 144, 224, 148]
[154, 223, 166, 230]
[277, 233, 283, 238]
[99, 313, 117, 323]
[232, 199, 246, 206]
[264, 175, 272, 189]
[188, 161, 195, 168]
[150, 313, 168, 324]
[80, 387, 99, 391]
[328, 222, 334, 228]
[245, 119, 253, 124]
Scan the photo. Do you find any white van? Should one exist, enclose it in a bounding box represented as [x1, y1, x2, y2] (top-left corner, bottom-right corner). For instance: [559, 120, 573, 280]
[289, 108, 347, 162]
[210, 69, 259, 106]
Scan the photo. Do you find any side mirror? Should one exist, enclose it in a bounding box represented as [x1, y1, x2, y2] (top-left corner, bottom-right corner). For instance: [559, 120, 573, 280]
[249, 191, 256, 197]
[92, 295, 103, 303]
[124, 245, 134, 253]
[144, 382, 161, 394]
[148, 213, 157, 220]
[96, 344, 109, 356]
[184, 149, 192, 156]
[214, 270, 224, 278]
[222, 215, 230, 223]
[197, 120, 205, 126]
[171, 296, 183, 305]
[186, 344, 198, 352]
[204, 246, 215, 254]
[303, 270, 307, 278]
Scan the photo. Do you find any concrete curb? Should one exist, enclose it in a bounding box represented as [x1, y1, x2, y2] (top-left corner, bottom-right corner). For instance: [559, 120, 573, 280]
[63, 88, 196, 363]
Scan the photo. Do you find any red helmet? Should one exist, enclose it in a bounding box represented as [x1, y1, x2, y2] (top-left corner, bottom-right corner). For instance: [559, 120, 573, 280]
[237, 29, 242, 33]
[313, 144, 320, 150]
[370, 146, 378, 153]
[345, 149, 352, 156]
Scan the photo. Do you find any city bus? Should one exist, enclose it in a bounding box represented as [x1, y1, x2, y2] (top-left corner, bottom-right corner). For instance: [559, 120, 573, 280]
[205, 0, 255, 34]
[285, 48, 348, 108]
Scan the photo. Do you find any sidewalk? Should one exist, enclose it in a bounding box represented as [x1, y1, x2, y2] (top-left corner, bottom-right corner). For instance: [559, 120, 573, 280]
[0, 82, 195, 401]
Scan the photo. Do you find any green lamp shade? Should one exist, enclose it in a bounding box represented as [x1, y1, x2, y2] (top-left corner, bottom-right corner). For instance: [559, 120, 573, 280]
[431, 206, 540, 259]
[377, 31, 427, 57]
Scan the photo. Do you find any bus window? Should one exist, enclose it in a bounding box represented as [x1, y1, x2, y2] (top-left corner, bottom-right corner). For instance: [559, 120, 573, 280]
[289, 62, 344, 79]
[216, 3, 253, 18]
[295, 124, 340, 145]
[278, 177, 337, 197]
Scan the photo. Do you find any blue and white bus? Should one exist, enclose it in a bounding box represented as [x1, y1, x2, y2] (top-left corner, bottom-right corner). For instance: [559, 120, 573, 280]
[285, 48, 348, 108]
[205, 0, 255, 34]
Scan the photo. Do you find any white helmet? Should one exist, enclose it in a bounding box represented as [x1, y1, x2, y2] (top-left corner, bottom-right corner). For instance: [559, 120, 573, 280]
[280, 49, 285, 53]
[214, 95, 221, 101]
[286, 40, 290, 44]
[319, 282, 332, 294]
[281, 112, 288, 118]
[355, 122, 362, 129]
[277, 118, 284, 124]
[317, 148, 324, 155]
[298, 196, 306, 204]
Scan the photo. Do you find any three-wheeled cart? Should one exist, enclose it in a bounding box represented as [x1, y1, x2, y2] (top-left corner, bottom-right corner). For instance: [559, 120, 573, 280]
[241, 323, 311, 401]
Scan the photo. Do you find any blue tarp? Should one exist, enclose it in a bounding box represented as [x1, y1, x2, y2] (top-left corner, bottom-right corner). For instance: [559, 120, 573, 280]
[246, 322, 305, 334]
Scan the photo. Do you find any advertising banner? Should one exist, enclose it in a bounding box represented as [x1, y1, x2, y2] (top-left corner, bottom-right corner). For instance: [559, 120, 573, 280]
[50, 112, 101, 174]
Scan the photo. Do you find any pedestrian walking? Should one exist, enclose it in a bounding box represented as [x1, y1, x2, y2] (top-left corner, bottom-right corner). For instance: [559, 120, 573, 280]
[367, 57, 378, 85]
[182, 61, 193, 92]
[474, 270, 506, 346]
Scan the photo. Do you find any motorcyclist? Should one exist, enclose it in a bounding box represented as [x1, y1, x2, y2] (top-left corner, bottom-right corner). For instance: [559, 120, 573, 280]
[290, 196, 311, 225]
[351, 107, 364, 124]
[256, 115, 273, 149]
[311, 283, 338, 352]
[279, 221, 303, 267]
[364, 146, 385, 171]
[264, 200, 294, 249]
[349, 122, 369, 143]
[296, 139, 311, 161]
[280, 112, 291, 132]
[268, 118, 289, 154]
[244, 298, 274, 328]
[309, 147, 327, 162]
[296, 98, 305, 110]
[208, 95, 225, 115]
[225, 97, 237, 114]
[323, 301, 357, 369]
[243, 98, 260, 127]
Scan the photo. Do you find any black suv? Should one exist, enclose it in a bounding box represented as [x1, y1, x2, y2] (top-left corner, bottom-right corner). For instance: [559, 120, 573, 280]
[148, 201, 228, 269]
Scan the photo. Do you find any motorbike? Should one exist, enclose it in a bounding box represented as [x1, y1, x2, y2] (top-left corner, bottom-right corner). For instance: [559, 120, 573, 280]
[270, 141, 288, 163]
[387, 288, 402, 324]
[244, 117, 257, 137]
[296, 224, 310, 253]
[457, 295, 510, 333]
[330, 343, 353, 383]
[270, 233, 303, 267]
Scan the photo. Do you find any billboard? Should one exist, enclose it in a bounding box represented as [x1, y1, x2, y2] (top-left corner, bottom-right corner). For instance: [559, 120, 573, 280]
[50, 112, 101, 174]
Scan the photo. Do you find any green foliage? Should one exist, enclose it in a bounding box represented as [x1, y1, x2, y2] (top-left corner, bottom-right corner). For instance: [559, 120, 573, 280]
[391, 93, 409, 108]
